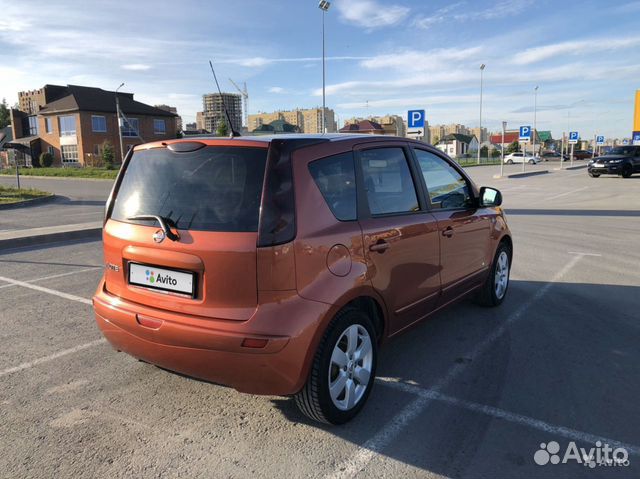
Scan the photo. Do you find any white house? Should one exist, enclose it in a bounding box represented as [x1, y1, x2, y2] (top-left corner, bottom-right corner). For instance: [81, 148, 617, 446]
[435, 133, 479, 157]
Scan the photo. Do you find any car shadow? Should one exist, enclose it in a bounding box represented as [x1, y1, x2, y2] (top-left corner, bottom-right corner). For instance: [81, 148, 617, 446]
[505, 209, 640, 217]
[270, 279, 640, 478]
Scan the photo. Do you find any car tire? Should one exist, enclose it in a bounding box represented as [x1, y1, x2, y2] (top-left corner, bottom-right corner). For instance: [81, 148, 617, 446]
[294, 308, 377, 425]
[528, 159, 535, 164]
[476, 242, 511, 307]
[621, 165, 633, 178]
[588, 171, 600, 178]
[506, 160, 513, 165]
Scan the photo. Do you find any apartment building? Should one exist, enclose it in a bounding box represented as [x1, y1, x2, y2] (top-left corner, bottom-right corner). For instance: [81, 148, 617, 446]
[200, 93, 242, 133]
[8, 84, 177, 166]
[248, 107, 336, 134]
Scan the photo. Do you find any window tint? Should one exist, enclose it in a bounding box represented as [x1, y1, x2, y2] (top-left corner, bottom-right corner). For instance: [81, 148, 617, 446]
[360, 148, 419, 215]
[111, 147, 268, 232]
[415, 149, 472, 209]
[309, 152, 356, 221]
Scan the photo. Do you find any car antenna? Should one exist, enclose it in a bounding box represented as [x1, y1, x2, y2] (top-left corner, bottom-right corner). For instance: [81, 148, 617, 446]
[209, 60, 240, 138]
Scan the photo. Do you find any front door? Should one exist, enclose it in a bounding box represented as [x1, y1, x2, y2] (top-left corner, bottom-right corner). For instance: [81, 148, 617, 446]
[356, 144, 441, 335]
[412, 148, 492, 302]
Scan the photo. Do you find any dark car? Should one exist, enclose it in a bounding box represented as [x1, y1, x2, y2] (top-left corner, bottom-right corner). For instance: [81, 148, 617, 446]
[573, 149, 593, 160]
[93, 134, 512, 424]
[540, 151, 568, 161]
[588, 146, 640, 178]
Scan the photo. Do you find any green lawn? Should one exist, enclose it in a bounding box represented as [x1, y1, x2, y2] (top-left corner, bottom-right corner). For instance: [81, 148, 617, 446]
[0, 186, 52, 205]
[0, 167, 119, 179]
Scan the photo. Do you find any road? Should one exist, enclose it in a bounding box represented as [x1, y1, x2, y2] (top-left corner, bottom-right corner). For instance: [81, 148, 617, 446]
[0, 176, 112, 232]
[1, 167, 639, 478]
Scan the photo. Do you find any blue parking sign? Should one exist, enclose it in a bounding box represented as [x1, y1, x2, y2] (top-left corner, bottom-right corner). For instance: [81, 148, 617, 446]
[633, 131, 640, 145]
[407, 110, 425, 129]
[519, 126, 531, 142]
[596, 135, 605, 145]
[569, 131, 579, 144]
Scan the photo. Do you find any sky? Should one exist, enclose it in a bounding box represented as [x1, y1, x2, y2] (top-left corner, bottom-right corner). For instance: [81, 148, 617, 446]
[1, 0, 639, 139]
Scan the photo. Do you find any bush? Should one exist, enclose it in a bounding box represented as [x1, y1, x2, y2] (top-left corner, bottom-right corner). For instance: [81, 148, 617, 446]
[102, 141, 115, 170]
[491, 148, 501, 158]
[40, 152, 54, 167]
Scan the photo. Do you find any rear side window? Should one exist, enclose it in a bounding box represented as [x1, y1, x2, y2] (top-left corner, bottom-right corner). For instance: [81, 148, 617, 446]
[360, 147, 419, 215]
[308, 152, 356, 221]
[111, 146, 267, 232]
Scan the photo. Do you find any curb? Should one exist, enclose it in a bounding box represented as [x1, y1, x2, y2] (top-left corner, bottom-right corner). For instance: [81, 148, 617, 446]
[499, 170, 549, 179]
[0, 194, 56, 211]
[563, 164, 588, 170]
[0, 174, 115, 182]
[0, 223, 102, 251]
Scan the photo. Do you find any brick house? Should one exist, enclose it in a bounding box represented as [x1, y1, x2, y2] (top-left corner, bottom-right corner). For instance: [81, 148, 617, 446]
[8, 84, 177, 167]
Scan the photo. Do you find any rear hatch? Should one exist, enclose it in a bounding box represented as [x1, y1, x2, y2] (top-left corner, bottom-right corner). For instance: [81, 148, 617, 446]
[103, 141, 268, 321]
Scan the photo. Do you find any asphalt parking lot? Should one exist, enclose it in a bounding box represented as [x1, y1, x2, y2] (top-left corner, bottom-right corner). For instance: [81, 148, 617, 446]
[1, 166, 639, 478]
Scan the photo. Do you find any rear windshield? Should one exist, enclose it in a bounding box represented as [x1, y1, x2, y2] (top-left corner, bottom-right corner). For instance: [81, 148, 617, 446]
[111, 146, 268, 232]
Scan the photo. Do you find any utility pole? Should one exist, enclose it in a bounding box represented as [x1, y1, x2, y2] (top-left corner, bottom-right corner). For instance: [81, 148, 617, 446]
[115, 83, 125, 163]
[319, 0, 331, 134]
[533, 85, 538, 158]
[478, 64, 485, 165]
[500, 121, 506, 178]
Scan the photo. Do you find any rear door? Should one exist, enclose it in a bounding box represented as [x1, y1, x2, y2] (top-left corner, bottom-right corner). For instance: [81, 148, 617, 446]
[103, 142, 268, 321]
[355, 143, 441, 335]
[412, 147, 492, 303]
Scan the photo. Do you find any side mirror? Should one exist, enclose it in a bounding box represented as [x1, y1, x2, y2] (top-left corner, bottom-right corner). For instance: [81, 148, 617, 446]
[479, 186, 502, 207]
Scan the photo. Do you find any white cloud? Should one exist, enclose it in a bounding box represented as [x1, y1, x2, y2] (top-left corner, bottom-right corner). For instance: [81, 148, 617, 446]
[512, 36, 640, 65]
[268, 86, 285, 93]
[121, 64, 152, 71]
[334, 0, 410, 29]
[360, 46, 482, 72]
[414, 0, 532, 29]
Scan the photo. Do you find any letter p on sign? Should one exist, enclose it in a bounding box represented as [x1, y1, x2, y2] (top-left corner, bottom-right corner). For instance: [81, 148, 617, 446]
[408, 110, 425, 129]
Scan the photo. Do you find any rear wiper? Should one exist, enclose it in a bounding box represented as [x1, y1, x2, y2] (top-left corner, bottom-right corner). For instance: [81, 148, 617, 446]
[127, 214, 180, 242]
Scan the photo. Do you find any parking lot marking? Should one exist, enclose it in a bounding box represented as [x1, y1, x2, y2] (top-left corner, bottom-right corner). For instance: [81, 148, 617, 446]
[0, 275, 92, 305]
[0, 338, 106, 378]
[568, 251, 602, 257]
[328, 254, 584, 479]
[377, 377, 640, 457]
[0, 267, 101, 290]
[544, 186, 588, 201]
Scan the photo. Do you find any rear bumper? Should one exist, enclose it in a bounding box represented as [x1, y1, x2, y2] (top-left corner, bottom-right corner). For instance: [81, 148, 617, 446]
[93, 280, 333, 395]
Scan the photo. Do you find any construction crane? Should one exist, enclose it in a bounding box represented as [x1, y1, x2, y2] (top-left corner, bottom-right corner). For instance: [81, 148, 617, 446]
[229, 78, 248, 128]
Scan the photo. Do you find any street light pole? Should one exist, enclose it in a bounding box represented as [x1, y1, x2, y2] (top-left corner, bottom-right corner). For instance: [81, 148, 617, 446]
[533, 85, 538, 158]
[318, 0, 331, 134]
[478, 64, 485, 165]
[500, 120, 506, 178]
[115, 83, 125, 163]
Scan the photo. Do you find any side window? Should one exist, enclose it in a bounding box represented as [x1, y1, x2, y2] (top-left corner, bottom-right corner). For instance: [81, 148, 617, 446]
[414, 149, 472, 209]
[360, 147, 419, 215]
[308, 152, 357, 221]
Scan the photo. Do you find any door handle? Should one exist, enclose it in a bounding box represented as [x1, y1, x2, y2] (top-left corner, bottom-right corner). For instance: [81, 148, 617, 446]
[369, 240, 390, 253]
[442, 227, 454, 238]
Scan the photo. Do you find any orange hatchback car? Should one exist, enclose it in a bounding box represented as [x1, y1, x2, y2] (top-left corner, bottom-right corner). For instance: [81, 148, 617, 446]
[93, 134, 512, 424]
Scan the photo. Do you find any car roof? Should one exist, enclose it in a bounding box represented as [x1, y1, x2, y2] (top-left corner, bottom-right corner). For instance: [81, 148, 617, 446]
[135, 133, 417, 151]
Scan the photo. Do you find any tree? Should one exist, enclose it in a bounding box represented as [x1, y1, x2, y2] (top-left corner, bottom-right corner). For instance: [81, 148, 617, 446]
[506, 140, 520, 153]
[102, 141, 115, 170]
[480, 146, 489, 158]
[216, 119, 228, 137]
[0, 98, 10, 129]
[40, 152, 54, 167]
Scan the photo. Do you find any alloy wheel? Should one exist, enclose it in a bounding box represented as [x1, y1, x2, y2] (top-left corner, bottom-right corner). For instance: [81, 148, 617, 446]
[494, 251, 510, 300]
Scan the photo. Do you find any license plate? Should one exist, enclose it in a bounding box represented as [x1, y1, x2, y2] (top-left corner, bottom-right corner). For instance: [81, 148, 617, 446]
[128, 263, 195, 296]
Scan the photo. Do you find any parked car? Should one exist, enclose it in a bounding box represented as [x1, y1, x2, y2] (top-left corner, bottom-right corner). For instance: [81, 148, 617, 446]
[540, 151, 568, 161]
[93, 135, 512, 424]
[588, 145, 640, 178]
[504, 152, 540, 164]
[572, 150, 593, 160]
